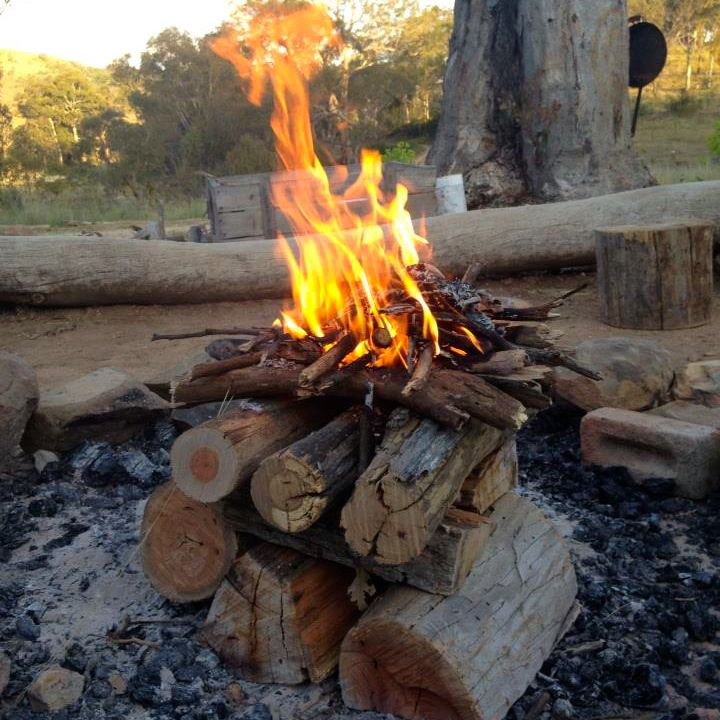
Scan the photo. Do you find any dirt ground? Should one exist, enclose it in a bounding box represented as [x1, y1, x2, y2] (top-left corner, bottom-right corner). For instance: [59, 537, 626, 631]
[2, 271, 719, 393]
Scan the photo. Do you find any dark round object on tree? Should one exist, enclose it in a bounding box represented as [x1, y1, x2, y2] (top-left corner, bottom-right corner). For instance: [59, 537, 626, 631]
[629, 22, 667, 88]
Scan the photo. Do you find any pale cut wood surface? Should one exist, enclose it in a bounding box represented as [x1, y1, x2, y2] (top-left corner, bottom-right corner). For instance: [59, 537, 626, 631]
[339, 492, 578, 720]
[251, 408, 361, 532]
[139, 482, 238, 602]
[170, 399, 337, 503]
[2, 182, 719, 306]
[224, 499, 494, 595]
[341, 412, 502, 565]
[202, 543, 359, 684]
[458, 436, 518, 513]
[595, 222, 714, 330]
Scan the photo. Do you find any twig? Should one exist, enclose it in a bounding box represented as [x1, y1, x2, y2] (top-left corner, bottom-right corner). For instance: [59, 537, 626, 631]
[402, 343, 434, 396]
[525, 348, 602, 381]
[151, 327, 268, 341]
[107, 636, 161, 649]
[299, 333, 358, 388]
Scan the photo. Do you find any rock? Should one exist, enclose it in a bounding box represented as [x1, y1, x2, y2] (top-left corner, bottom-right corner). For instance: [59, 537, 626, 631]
[581, 408, 720, 500]
[690, 710, 720, 720]
[33, 449, 59, 473]
[226, 682, 247, 706]
[552, 698, 574, 719]
[0, 351, 38, 463]
[241, 704, 273, 720]
[25, 368, 170, 452]
[16, 614, 41, 641]
[0, 651, 10, 695]
[552, 337, 673, 412]
[109, 672, 127, 695]
[699, 657, 718, 683]
[649, 401, 720, 430]
[674, 361, 720, 407]
[28, 665, 84, 712]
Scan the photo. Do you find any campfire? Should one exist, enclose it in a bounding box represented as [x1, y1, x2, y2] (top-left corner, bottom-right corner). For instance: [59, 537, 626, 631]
[142, 5, 597, 718]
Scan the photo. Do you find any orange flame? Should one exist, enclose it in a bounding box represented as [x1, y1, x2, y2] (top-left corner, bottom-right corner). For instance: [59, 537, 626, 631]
[212, 4, 440, 366]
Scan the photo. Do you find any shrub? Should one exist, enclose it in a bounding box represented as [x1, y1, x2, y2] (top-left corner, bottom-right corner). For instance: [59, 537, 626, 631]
[709, 121, 720, 159]
[381, 142, 416, 164]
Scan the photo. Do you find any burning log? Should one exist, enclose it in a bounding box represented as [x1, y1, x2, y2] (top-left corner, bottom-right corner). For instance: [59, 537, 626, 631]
[224, 500, 495, 596]
[467, 349, 529, 375]
[250, 408, 362, 532]
[298, 332, 358, 388]
[202, 543, 360, 684]
[340, 411, 503, 565]
[139, 482, 239, 602]
[170, 400, 338, 503]
[338, 493, 578, 720]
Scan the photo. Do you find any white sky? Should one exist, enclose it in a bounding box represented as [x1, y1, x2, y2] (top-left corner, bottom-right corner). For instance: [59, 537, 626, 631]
[0, 0, 454, 68]
[0, 0, 235, 67]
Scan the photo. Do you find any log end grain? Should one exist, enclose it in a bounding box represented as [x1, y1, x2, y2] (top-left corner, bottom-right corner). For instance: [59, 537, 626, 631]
[140, 482, 238, 602]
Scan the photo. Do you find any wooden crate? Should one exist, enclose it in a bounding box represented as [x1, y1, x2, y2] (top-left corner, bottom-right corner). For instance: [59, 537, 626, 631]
[207, 163, 438, 243]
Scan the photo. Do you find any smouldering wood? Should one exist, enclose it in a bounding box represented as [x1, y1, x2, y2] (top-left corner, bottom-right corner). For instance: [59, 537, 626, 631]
[299, 333, 358, 387]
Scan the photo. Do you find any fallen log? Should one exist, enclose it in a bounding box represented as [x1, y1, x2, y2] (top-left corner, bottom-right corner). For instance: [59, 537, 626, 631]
[139, 482, 239, 602]
[2, 181, 719, 306]
[224, 500, 494, 595]
[339, 493, 578, 720]
[251, 408, 362, 532]
[172, 364, 528, 431]
[202, 543, 359, 684]
[170, 399, 338, 503]
[341, 412, 503, 565]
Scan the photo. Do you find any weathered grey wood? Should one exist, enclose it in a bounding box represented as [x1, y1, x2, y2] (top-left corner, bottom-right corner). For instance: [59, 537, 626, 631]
[429, 0, 651, 206]
[341, 412, 503, 565]
[595, 222, 714, 330]
[140, 482, 239, 602]
[251, 408, 361, 532]
[457, 436, 518, 513]
[339, 493, 578, 720]
[170, 400, 338, 503]
[202, 543, 359, 684]
[3, 181, 719, 306]
[224, 500, 494, 596]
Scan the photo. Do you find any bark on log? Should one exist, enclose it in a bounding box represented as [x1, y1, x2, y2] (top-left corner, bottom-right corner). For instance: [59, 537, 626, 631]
[202, 543, 359, 684]
[595, 222, 714, 330]
[457, 436, 518, 513]
[170, 399, 338, 503]
[139, 482, 238, 602]
[224, 500, 494, 595]
[339, 493, 578, 720]
[172, 365, 527, 431]
[2, 182, 719, 306]
[251, 408, 362, 532]
[341, 412, 503, 565]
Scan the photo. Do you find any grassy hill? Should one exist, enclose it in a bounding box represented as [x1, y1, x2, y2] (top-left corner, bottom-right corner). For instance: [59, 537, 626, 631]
[0, 49, 108, 123]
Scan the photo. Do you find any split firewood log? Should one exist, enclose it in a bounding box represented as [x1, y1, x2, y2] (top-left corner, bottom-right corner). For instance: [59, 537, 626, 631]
[457, 436, 518, 513]
[251, 408, 362, 532]
[202, 543, 359, 684]
[139, 482, 239, 602]
[467, 349, 529, 375]
[170, 399, 339, 503]
[224, 499, 494, 595]
[339, 493, 578, 720]
[341, 411, 503, 565]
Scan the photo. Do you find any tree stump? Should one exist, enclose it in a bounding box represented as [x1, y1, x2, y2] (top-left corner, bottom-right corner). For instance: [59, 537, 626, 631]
[595, 222, 714, 330]
[139, 482, 239, 602]
[339, 493, 578, 720]
[202, 543, 359, 684]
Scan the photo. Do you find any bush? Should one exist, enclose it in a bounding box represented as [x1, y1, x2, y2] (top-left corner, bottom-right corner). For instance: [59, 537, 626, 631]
[666, 91, 702, 117]
[381, 142, 416, 164]
[709, 121, 720, 159]
[0, 186, 24, 212]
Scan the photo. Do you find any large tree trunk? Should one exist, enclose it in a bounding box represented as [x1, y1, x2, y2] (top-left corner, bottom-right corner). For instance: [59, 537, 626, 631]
[430, 0, 653, 207]
[1, 181, 719, 307]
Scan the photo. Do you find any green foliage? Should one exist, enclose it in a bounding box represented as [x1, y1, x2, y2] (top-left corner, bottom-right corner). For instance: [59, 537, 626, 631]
[708, 120, 720, 157]
[666, 90, 703, 115]
[381, 141, 416, 163]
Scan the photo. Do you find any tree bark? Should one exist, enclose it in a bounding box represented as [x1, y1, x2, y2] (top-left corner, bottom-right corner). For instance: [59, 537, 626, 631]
[202, 543, 359, 684]
[2, 182, 720, 306]
[595, 222, 714, 330]
[339, 493, 578, 720]
[250, 408, 362, 532]
[224, 500, 494, 595]
[341, 412, 502, 565]
[170, 400, 339, 503]
[457, 436, 518, 513]
[139, 482, 239, 603]
[430, 0, 653, 207]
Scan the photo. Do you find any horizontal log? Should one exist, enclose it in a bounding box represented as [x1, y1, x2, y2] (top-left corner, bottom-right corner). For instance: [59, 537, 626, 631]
[224, 499, 494, 595]
[2, 181, 719, 306]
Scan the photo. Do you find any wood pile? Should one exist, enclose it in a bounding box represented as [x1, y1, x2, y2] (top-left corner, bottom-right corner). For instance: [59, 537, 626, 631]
[139, 269, 584, 717]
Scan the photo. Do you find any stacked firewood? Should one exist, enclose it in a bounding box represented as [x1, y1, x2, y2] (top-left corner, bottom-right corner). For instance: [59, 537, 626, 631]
[140, 270, 587, 718]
